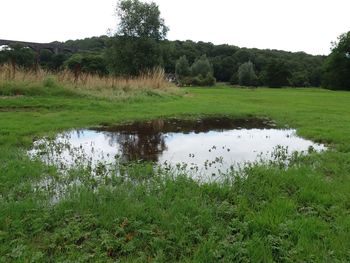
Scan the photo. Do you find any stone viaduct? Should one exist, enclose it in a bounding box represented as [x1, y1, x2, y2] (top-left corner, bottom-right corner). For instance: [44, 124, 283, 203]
[0, 39, 78, 54]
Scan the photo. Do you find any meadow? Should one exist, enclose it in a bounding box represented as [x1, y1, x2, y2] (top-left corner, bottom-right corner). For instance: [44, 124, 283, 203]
[1, 75, 350, 262]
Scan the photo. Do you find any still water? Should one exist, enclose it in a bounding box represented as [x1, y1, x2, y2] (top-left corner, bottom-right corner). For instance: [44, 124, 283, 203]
[30, 117, 326, 179]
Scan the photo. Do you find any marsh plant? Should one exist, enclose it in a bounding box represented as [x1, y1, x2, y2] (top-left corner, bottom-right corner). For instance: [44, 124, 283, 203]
[0, 64, 178, 99]
[29, 133, 313, 203]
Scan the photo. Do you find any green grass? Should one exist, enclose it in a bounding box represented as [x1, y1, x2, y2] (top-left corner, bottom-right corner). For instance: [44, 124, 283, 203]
[1, 86, 350, 262]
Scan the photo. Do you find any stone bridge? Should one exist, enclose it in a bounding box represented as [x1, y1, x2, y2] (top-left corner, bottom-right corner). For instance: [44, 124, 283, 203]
[0, 39, 78, 54]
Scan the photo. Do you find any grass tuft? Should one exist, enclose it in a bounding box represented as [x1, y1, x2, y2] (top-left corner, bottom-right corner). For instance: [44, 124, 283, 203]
[0, 64, 179, 99]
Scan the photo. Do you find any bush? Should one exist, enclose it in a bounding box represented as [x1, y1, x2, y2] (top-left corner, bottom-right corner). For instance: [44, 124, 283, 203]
[175, 55, 216, 86]
[191, 74, 216, 86]
[43, 76, 58, 88]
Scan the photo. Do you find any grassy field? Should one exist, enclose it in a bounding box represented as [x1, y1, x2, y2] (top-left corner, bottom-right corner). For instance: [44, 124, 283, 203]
[1, 85, 350, 262]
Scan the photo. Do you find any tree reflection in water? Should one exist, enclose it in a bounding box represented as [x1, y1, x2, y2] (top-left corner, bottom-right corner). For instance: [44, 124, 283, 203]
[102, 119, 167, 162]
[95, 117, 273, 163]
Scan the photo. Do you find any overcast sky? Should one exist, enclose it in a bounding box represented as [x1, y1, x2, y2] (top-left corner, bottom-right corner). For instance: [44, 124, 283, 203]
[0, 0, 349, 55]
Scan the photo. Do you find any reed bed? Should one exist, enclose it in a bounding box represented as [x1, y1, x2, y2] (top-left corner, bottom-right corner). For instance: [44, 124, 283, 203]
[0, 64, 178, 99]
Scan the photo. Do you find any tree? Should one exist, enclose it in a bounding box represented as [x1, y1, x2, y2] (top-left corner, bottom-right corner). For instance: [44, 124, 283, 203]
[323, 31, 350, 90]
[39, 50, 67, 71]
[289, 71, 310, 87]
[211, 56, 237, 82]
[175, 55, 191, 79]
[106, 0, 168, 75]
[65, 53, 108, 76]
[190, 55, 216, 86]
[262, 59, 291, 88]
[63, 35, 325, 87]
[106, 36, 161, 76]
[174, 55, 216, 86]
[191, 55, 213, 77]
[116, 0, 168, 40]
[237, 61, 257, 86]
[0, 44, 35, 68]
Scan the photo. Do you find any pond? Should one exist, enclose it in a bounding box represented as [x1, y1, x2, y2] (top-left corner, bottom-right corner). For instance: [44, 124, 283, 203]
[29, 117, 326, 181]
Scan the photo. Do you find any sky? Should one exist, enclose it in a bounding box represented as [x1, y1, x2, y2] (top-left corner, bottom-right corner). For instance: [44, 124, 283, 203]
[0, 0, 349, 55]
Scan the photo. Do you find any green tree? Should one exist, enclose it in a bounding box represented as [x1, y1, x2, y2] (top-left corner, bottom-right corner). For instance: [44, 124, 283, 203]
[175, 55, 191, 79]
[289, 71, 310, 87]
[174, 55, 216, 86]
[262, 59, 291, 88]
[237, 61, 257, 86]
[106, 36, 161, 76]
[0, 44, 35, 68]
[106, 0, 168, 75]
[62, 35, 325, 86]
[116, 0, 168, 40]
[211, 56, 238, 82]
[39, 50, 67, 71]
[323, 31, 350, 90]
[65, 53, 108, 76]
[191, 55, 213, 77]
[190, 55, 216, 86]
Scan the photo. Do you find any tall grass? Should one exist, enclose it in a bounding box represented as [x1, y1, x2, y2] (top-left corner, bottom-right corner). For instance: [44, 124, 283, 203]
[0, 64, 178, 99]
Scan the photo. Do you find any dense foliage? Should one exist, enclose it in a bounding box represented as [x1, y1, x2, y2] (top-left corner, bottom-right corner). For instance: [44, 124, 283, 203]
[116, 0, 168, 40]
[0, 44, 36, 68]
[106, 36, 162, 76]
[238, 61, 257, 86]
[106, 0, 168, 75]
[160, 41, 325, 87]
[175, 55, 191, 79]
[65, 53, 108, 76]
[175, 55, 216, 86]
[0, 35, 326, 87]
[323, 31, 350, 90]
[261, 60, 291, 88]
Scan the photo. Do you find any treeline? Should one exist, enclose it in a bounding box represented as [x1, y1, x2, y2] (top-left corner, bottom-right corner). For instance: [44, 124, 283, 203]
[63, 36, 327, 87]
[0, 36, 326, 87]
[163, 40, 325, 87]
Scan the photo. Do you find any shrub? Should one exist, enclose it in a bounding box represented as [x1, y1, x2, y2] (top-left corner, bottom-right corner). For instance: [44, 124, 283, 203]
[175, 55, 216, 86]
[43, 76, 58, 88]
[190, 74, 216, 86]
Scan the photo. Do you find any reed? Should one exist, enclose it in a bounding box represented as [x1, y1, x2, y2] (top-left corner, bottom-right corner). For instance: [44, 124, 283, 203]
[0, 64, 178, 99]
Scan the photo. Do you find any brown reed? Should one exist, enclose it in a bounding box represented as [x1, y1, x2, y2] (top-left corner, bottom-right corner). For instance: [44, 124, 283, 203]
[0, 64, 178, 99]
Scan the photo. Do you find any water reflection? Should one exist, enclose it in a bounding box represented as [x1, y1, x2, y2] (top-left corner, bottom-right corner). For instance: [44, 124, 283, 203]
[30, 117, 326, 177]
[92, 117, 275, 163]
